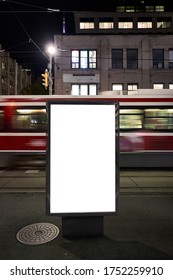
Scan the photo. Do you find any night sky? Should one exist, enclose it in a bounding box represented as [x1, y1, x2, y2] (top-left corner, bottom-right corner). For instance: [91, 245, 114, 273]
[0, 0, 172, 80]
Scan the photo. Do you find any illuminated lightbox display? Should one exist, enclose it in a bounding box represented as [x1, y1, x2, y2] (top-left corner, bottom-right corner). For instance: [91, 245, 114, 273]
[47, 100, 118, 215]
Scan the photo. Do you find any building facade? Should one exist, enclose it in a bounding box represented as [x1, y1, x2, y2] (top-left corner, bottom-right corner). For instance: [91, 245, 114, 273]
[0, 46, 31, 95]
[54, 3, 173, 95]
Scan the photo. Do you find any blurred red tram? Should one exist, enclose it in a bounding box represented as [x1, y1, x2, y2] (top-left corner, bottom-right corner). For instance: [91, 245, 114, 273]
[1, 90, 173, 168]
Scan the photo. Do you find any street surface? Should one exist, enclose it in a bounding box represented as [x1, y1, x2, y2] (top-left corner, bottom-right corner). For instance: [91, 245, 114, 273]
[0, 168, 173, 260]
[0, 168, 173, 194]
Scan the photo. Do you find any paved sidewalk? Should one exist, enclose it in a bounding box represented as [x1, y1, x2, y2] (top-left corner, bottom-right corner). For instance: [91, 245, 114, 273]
[1, 169, 173, 194]
[0, 192, 173, 260]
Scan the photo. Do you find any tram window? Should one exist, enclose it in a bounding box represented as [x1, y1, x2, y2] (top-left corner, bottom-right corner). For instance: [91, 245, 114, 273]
[12, 108, 47, 131]
[120, 109, 143, 129]
[0, 110, 4, 130]
[144, 109, 173, 130]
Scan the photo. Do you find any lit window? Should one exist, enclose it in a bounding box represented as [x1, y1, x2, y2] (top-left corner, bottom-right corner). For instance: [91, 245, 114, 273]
[118, 22, 133, 29]
[71, 50, 79, 69]
[80, 22, 94, 29]
[120, 109, 143, 129]
[157, 20, 171, 29]
[112, 84, 123, 91]
[71, 84, 97, 95]
[88, 50, 97, 68]
[71, 85, 79, 95]
[145, 108, 173, 130]
[126, 6, 135, 12]
[153, 84, 164, 89]
[99, 22, 114, 29]
[12, 108, 47, 131]
[155, 6, 164, 12]
[137, 22, 152, 28]
[128, 84, 138, 94]
[169, 84, 173, 89]
[128, 84, 138, 91]
[2, 62, 5, 70]
[80, 85, 88, 95]
[89, 84, 97, 95]
[71, 50, 97, 69]
[146, 6, 154, 12]
[80, 51, 88, 69]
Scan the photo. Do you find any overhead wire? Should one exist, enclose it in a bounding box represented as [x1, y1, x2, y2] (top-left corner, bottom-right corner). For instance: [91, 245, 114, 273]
[0, 0, 60, 12]
[1, 0, 173, 77]
[0, 10, 53, 13]
[6, 41, 30, 50]
[3, 0, 50, 59]
[1, 0, 48, 11]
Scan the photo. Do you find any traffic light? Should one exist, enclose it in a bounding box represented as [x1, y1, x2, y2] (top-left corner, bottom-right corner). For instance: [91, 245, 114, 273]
[41, 69, 49, 89]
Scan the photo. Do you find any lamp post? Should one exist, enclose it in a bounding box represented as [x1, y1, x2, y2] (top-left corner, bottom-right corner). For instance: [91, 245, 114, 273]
[47, 45, 56, 95]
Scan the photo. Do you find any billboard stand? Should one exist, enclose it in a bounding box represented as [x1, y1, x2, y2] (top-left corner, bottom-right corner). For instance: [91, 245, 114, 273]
[62, 216, 104, 237]
[46, 99, 119, 237]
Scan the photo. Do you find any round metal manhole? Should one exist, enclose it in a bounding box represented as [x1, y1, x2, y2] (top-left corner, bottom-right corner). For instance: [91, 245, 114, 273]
[16, 223, 59, 245]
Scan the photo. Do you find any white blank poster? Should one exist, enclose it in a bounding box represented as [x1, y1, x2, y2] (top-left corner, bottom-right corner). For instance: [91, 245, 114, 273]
[49, 104, 116, 214]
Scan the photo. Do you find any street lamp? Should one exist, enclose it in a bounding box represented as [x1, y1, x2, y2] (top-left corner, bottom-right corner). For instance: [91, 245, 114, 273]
[47, 45, 56, 95]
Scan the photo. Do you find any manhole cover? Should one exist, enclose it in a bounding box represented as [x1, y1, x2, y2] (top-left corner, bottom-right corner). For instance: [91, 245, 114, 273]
[16, 223, 59, 245]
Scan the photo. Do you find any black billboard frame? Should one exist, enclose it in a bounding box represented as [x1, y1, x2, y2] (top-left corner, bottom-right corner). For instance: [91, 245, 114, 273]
[46, 99, 119, 219]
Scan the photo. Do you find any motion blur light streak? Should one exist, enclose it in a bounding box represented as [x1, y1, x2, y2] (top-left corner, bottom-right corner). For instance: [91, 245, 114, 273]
[0, 90, 173, 168]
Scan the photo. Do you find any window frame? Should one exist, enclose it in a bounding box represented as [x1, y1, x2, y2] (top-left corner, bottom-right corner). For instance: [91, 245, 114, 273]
[79, 17, 95, 30]
[153, 83, 164, 89]
[120, 106, 173, 132]
[152, 49, 164, 69]
[0, 109, 4, 131]
[71, 84, 97, 96]
[127, 49, 138, 69]
[112, 84, 123, 91]
[71, 49, 97, 69]
[169, 49, 173, 68]
[11, 106, 47, 132]
[99, 18, 114, 29]
[112, 49, 123, 69]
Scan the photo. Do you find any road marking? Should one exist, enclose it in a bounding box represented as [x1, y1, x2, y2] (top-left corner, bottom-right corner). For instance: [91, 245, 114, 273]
[25, 170, 40, 174]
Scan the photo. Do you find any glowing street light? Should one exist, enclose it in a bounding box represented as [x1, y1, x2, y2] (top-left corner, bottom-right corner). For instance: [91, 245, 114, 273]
[47, 46, 56, 56]
[47, 45, 56, 95]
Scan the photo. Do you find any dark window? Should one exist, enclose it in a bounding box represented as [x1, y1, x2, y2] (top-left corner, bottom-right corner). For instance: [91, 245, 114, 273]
[127, 49, 138, 69]
[153, 49, 164, 68]
[112, 49, 123, 69]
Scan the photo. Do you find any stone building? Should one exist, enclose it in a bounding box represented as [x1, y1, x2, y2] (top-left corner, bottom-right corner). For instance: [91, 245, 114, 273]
[53, 2, 173, 95]
[0, 45, 31, 95]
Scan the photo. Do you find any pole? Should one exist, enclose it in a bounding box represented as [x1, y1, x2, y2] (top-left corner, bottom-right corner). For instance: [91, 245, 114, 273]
[47, 45, 56, 95]
[49, 55, 53, 95]
[15, 62, 18, 95]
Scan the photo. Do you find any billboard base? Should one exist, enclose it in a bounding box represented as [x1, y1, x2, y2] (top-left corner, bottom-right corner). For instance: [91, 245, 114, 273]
[62, 216, 104, 237]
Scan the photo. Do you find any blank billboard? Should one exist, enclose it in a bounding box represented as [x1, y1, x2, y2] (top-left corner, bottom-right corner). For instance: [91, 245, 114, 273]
[47, 101, 118, 215]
